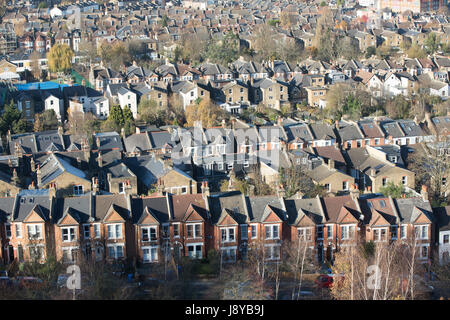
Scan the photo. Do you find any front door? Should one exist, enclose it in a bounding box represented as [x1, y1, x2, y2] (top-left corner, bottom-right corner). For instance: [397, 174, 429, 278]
[326, 247, 333, 264]
[7, 246, 14, 263]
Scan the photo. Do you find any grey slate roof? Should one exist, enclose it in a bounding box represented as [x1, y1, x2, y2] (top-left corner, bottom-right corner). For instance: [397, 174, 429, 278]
[38, 153, 88, 187]
[9, 130, 65, 155]
[246, 195, 285, 223]
[94, 132, 123, 151]
[394, 197, 434, 224]
[13, 189, 52, 222]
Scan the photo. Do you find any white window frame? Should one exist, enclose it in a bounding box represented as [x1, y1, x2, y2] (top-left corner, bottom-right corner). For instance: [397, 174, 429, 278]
[419, 244, 429, 260]
[400, 225, 407, 239]
[73, 185, 84, 196]
[5, 223, 11, 239]
[250, 224, 258, 239]
[94, 223, 101, 239]
[186, 223, 202, 239]
[221, 246, 237, 263]
[373, 227, 387, 242]
[187, 243, 203, 259]
[62, 246, 78, 263]
[29, 244, 44, 261]
[107, 244, 124, 259]
[142, 226, 158, 241]
[390, 225, 398, 240]
[414, 225, 429, 240]
[83, 224, 90, 239]
[341, 224, 355, 240]
[297, 227, 313, 241]
[173, 223, 180, 238]
[142, 246, 159, 263]
[27, 224, 43, 240]
[402, 176, 407, 185]
[342, 181, 349, 191]
[107, 223, 123, 240]
[62, 227, 77, 242]
[326, 224, 333, 239]
[316, 225, 324, 240]
[265, 244, 281, 261]
[221, 227, 236, 243]
[240, 224, 248, 240]
[15, 223, 22, 238]
[264, 224, 280, 240]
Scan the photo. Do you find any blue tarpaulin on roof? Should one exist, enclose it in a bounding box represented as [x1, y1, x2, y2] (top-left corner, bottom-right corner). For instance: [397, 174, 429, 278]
[13, 81, 78, 91]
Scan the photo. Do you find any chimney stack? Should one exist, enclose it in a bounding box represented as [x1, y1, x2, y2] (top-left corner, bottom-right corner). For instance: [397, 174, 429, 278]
[276, 184, 286, 198]
[125, 180, 133, 196]
[421, 185, 429, 202]
[92, 177, 99, 195]
[328, 159, 335, 170]
[157, 178, 165, 195]
[97, 152, 103, 168]
[12, 168, 19, 186]
[30, 157, 36, 172]
[83, 139, 90, 163]
[36, 165, 41, 187]
[201, 181, 210, 199]
[49, 183, 56, 199]
[350, 183, 359, 200]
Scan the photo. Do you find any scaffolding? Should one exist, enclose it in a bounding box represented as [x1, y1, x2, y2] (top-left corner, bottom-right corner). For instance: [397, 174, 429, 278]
[0, 23, 17, 56]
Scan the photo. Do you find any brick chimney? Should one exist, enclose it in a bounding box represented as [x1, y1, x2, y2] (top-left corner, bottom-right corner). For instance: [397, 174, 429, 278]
[49, 183, 56, 199]
[421, 185, 429, 202]
[36, 164, 41, 187]
[83, 139, 90, 163]
[328, 159, 335, 170]
[12, 168, 19, 186]
[276, 184, 286, 198]
[125, 180, 133, 196]
[97, 152, 103, 168]
[92, 177, 99, 195]
[157, 178, 165, 195]
[350, 183, 359, 200]
[201, 181, 210, 199]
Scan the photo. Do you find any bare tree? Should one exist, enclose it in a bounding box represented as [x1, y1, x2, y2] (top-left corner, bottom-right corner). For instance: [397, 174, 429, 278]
[282, 238, 317, 300]
[330, 241, 428, 300]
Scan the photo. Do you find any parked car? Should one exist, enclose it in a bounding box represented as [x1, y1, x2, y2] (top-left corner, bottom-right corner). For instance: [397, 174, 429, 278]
[0, 276, 13, 288]
[57, 274, 69, 288]
[315, 273, 345, 289]
[17, 277, 44, 290]
[315, 274, 334, 288]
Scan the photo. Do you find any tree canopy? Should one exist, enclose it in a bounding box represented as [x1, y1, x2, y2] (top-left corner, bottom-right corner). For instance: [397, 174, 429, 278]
[0, 100, 28, 135]
[47, 44, 74, 74]
[185, 99, 226, 128]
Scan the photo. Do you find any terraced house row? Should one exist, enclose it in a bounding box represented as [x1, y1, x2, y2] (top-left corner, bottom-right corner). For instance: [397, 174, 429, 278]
[0, 182, 444, 265]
